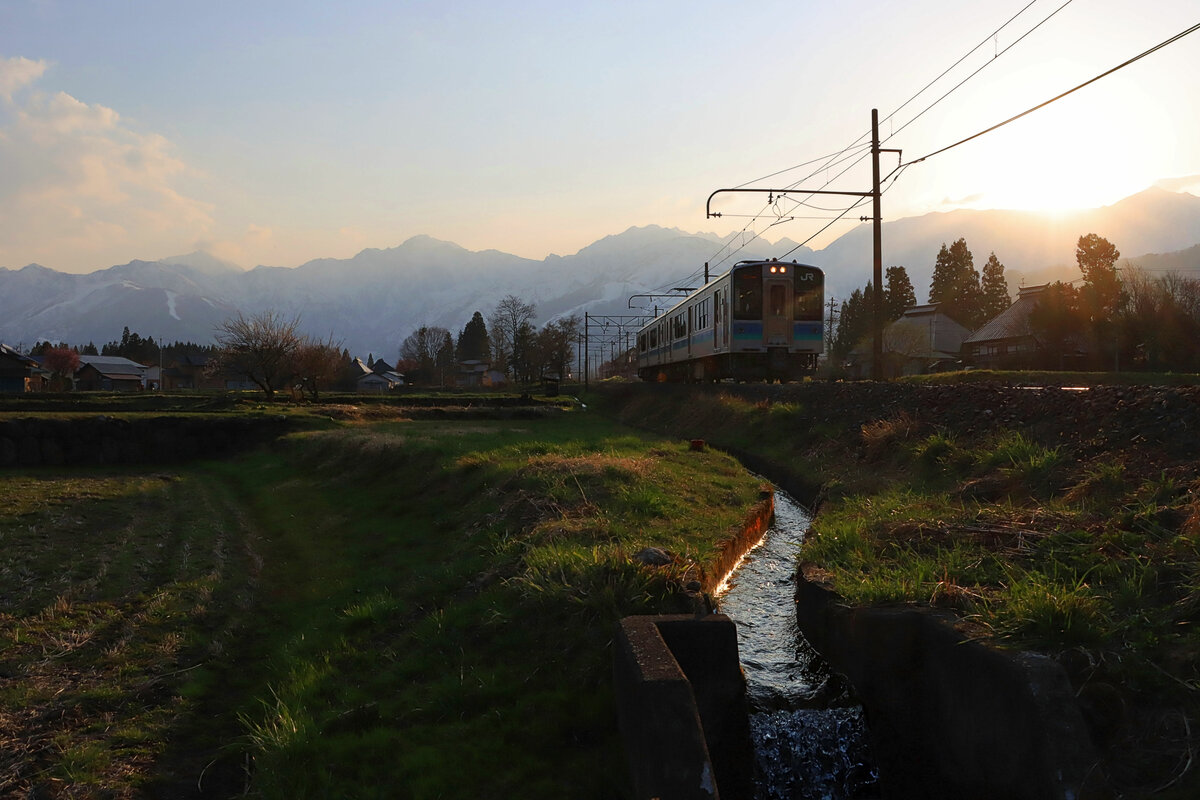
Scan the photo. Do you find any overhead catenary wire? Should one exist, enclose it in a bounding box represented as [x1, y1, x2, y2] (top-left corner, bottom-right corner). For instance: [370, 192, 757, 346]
[882, 0, 1077, 145]
[705, 0, 1080, 275]
[905, 20, 1200, 167]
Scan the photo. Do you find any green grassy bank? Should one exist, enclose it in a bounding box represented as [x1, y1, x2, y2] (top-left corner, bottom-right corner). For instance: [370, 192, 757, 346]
[0, 406, 763, 798]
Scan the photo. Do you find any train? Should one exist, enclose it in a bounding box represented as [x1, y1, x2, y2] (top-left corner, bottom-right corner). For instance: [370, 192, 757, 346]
[635, 259, 824, 382]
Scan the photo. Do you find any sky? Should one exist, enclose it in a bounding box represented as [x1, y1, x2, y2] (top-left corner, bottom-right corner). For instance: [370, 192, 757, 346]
[1, 0, 1198, 274]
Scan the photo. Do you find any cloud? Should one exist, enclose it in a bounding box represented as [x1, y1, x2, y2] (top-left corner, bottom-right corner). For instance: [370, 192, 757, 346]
[0, 56, 47, 101]
[1154, 175, 1200, 194]
[0, 56, 214, 270]
[940, 192, 986, 207]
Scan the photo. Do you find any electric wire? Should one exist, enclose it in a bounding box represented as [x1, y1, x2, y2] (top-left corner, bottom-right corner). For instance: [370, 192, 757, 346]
[906, 20, 1200, 167]
[718, 0, 1075, 259]
[768, 0, 1073, 220]
[878, 0, 1043, 136]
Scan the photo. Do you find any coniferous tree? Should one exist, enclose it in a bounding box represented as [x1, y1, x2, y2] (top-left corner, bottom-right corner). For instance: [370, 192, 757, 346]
[980, 252, 1011, 322]
[436, 331, 455, 385]
[883, 266, 916, 321]
[928, 238, 984, 328]
[832, 282, 873, 359]
[455, 311, 492, 363]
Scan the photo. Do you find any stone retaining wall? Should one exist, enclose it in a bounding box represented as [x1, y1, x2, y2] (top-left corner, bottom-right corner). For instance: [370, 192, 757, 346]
[0, 415, 293, 467]
[794, 566, 1111, 800]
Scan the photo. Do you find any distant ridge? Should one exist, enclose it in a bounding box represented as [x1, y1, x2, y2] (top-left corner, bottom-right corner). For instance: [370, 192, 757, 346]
[1, 189, 1198, 357]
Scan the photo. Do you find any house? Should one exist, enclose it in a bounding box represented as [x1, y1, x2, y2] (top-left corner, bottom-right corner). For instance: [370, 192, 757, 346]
[964, 284, 1087, 370]
[162, 353, 224, 390]
[454, 360, 507, 388]
[357, 371, 405, 393]
[0, 343, 38, 393]
[74, 355, 149, 392]
[848, 304, 971, 378]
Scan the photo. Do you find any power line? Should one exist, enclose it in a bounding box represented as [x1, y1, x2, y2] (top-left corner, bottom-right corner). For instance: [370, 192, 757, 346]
[883, 0, 1077, 145]
[878, 0, 1044, 135]
[906, 20, 1200, 167]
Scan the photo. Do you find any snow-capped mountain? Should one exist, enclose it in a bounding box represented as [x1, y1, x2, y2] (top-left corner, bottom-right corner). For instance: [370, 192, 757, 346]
[2, 188, 1198, 358]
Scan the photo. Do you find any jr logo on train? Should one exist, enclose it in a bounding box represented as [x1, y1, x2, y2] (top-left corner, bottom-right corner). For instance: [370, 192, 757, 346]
[635, 259, 824, 383]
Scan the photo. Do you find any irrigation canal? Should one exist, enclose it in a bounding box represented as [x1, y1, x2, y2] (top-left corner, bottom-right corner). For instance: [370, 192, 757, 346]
[714, 489, 879, 800]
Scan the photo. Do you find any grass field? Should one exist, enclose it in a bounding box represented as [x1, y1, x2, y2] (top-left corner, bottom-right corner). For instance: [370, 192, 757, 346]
[0, 407, 763, 798]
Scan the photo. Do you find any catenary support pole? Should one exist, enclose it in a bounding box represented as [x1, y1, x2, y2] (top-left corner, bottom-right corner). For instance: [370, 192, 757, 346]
[872, 108, 883, 381]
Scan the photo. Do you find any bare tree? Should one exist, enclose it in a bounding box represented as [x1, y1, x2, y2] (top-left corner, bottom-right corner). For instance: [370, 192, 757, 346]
[293, 335, 344, 400]
[488, 295, 536, 375]
[536, 315, 580, 379]
[399, 325, 451, 385]
[211, 311, 302, 398]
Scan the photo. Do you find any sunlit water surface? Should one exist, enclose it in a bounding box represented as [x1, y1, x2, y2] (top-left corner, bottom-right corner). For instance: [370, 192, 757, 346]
[715, 491, 879, 800]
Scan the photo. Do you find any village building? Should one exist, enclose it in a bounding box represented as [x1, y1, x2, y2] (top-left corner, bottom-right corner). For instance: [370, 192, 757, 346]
[0, 344, 41, 393]
[74, 355, 149, 392]
[848, 304, 971, 378]
[357, 370, 405, 393]
[963, 284, 1087, 370]
[161, 353, 225, 391]
[454, 360, 507, 388]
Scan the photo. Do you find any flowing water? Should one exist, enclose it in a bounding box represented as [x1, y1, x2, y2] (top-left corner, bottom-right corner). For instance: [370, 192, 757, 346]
[714, 490, 879, 800]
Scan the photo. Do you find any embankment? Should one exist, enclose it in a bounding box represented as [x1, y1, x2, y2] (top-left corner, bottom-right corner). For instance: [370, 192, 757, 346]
[0, 415, 293, 467]
[596, 379, 1200, 798]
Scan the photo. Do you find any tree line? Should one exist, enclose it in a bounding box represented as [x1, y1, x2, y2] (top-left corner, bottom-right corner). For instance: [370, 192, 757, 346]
[397, 294, 580, 386]
[829, 232, 1200, 372]
[208, 294, 582, 398]
[1030, 235, 1200, 371]
[831, 240, 1013, 361]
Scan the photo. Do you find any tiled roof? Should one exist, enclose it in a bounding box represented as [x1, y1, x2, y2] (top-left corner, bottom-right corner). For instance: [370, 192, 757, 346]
[964, 284, 1048, 344]
[78, 355, 148, 371]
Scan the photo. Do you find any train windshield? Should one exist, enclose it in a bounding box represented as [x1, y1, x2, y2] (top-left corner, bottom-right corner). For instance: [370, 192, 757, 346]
[794, 268, 823, 321]
[733, 269, 762, 319]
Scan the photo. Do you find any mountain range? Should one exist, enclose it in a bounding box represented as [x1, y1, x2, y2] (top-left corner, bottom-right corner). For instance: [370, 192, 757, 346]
[2, 187, 1199, 359]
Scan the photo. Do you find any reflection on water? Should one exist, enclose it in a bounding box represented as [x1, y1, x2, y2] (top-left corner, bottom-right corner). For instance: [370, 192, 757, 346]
[715, 490, 878, 799]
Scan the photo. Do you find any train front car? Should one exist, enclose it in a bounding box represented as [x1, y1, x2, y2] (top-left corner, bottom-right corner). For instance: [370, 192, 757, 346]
[634, 259, 823, 382]
[729, 260, 823, 380]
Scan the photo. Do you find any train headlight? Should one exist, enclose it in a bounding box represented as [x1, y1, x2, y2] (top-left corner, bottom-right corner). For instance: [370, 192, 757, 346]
[769, 265, 777, 273]
[780, 266, 787, 273]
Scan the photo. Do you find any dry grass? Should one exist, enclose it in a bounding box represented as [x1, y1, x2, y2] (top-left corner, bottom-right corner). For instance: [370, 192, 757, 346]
[0, 470, 261, 798]
[860, 411, 919, 460]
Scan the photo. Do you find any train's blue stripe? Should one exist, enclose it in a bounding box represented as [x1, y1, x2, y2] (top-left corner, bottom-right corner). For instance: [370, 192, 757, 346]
[793, 322, 822, 342]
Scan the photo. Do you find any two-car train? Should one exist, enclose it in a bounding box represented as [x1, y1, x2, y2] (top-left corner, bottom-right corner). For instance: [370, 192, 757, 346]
[635, 259, 824, 382]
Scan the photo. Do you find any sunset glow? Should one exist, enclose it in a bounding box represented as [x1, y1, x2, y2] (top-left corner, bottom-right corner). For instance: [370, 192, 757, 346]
[1, 0, 1198, 271]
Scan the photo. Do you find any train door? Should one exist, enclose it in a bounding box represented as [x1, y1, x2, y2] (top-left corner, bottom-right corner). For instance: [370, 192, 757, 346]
[713, 289, 724, 351]
[764, 276, 793, 346]
[687, 306, 694, 358]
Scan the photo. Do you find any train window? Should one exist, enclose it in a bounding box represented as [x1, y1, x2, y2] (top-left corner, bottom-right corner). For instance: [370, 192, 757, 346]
[696, 298, 709, 329]
[733, 270, 762, 320]
[638, 333, 646, 352]
[793, 268, 824, 321]
[769, 284, 786, 316]
[714, 290, 721, 323]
